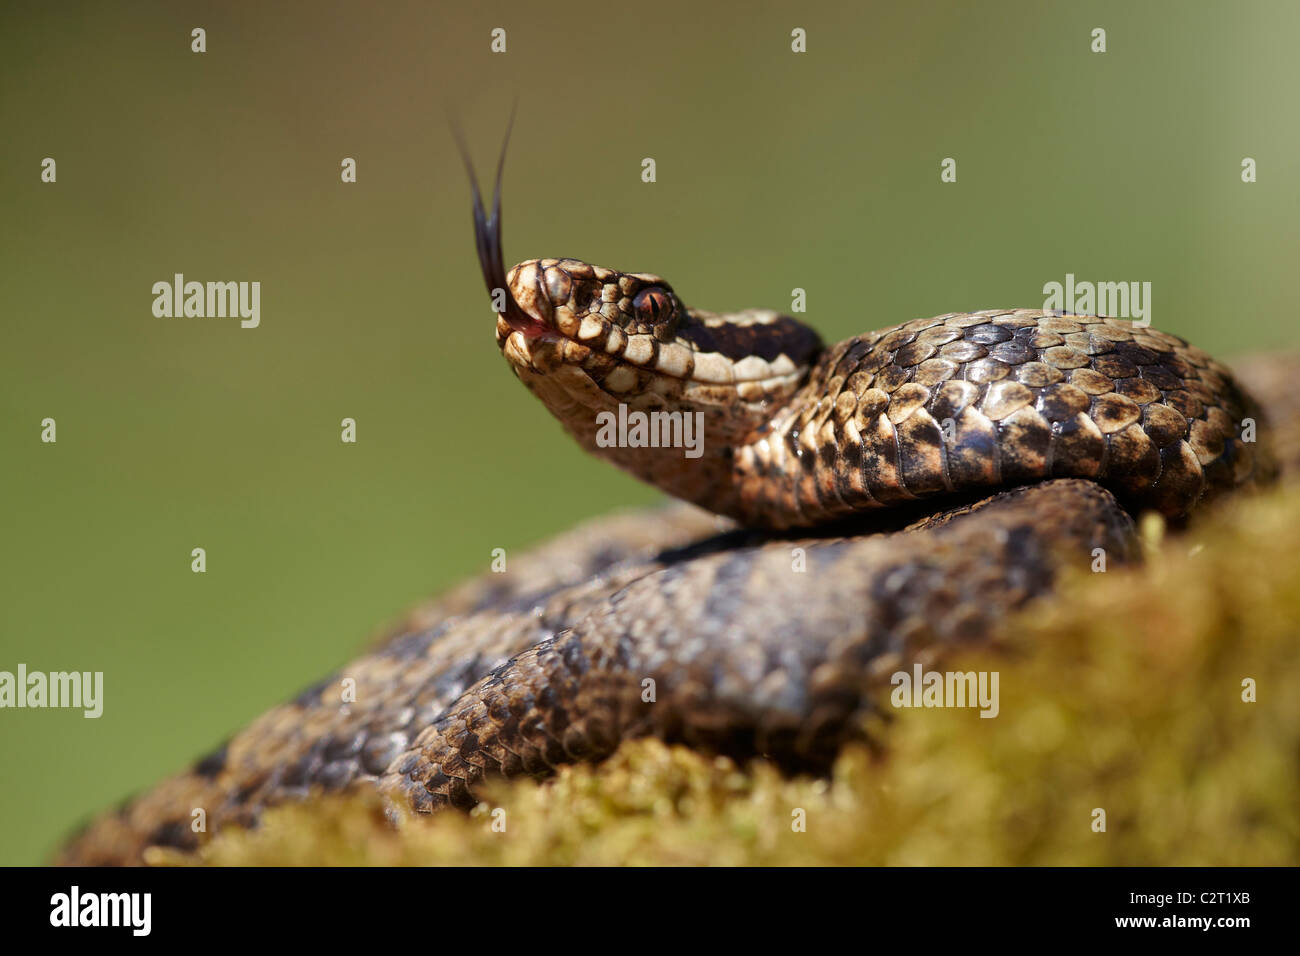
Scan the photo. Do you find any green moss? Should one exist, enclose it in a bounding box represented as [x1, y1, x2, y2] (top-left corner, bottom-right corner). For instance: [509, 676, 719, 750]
[171, 484, 1300, 866]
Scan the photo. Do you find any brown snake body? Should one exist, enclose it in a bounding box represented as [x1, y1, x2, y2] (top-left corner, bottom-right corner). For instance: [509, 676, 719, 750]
[57, 144, 1279, 865]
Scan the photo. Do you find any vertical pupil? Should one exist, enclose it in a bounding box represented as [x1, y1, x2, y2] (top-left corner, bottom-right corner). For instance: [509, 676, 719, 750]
[635, 287, 675, 328]
[637, 289, 665, 322]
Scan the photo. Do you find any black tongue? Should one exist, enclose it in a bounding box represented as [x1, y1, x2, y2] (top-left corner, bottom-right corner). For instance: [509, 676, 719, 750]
[451, 104, 532, 330]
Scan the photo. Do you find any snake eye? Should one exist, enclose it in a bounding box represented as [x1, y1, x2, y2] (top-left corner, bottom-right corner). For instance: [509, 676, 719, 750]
[633, 287, 677, 335]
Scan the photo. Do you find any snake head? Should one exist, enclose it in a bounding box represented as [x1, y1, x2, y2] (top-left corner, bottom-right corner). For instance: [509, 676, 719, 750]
[456, 113, 822, 516]
[497, 256, 821, 408]
[502, 258, 686, 348]
[453, 114, 819, 400]
[495, 253, 824, 521]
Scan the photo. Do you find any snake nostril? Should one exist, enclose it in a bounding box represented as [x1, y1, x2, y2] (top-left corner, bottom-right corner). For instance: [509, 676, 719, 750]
[571, 280, 600, 314]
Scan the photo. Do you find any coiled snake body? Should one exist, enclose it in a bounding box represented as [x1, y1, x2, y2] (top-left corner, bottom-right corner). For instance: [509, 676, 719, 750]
[58, 151, 1278, 865]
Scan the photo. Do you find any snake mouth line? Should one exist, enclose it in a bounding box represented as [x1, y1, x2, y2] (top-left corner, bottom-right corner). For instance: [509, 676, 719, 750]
[501, 317, 809, 396]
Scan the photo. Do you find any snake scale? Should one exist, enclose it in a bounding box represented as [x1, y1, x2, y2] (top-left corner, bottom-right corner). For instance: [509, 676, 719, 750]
[57, 137, 1282, 865]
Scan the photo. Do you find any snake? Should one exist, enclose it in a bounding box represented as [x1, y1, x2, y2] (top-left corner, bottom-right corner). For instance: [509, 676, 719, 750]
[56, 129, 1280, 865]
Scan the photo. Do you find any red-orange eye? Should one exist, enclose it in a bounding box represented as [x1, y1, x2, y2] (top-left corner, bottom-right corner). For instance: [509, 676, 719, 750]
[633, 287, 674, 325]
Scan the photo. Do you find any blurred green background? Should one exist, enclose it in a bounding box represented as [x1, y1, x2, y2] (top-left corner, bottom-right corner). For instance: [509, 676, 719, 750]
[1, 0, 1297, 865]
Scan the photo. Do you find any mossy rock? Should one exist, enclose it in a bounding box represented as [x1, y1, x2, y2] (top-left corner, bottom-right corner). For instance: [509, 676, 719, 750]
[162, 483, 1300, 866]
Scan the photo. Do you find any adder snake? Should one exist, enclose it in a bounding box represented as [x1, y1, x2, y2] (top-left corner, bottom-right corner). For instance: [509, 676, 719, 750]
[58, 131, 1278, 865]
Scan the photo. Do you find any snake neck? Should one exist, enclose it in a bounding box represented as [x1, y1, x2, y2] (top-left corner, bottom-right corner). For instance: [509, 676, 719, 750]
[496, 295, 825, 519]
[509, 347, 799, 519]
